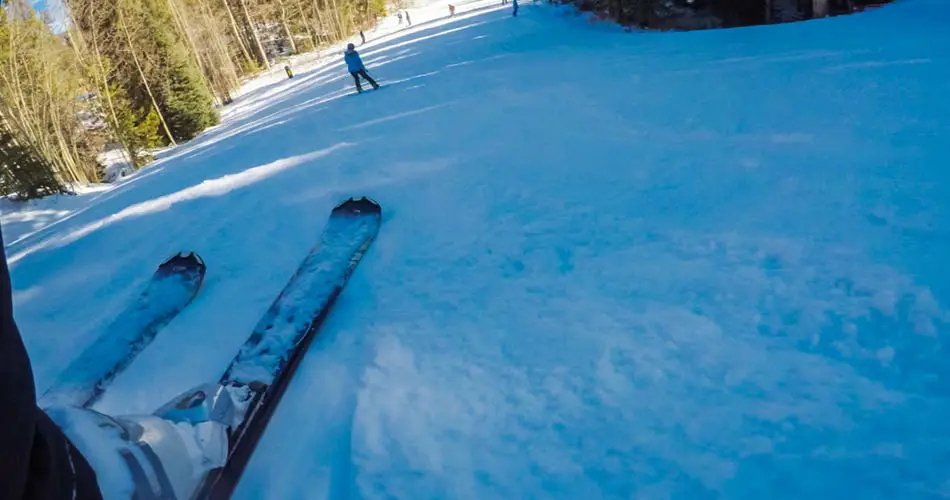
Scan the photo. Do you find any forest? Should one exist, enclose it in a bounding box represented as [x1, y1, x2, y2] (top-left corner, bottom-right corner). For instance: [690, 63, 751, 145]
[0, 0, 385, 199]
[564, 0, 893, 32]
[0, 0, 889, 199]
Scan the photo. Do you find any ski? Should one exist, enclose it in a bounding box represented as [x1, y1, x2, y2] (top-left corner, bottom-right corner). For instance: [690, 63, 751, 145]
[348, 86, 383, 96]
[40, 252, 206, 409]
[197, 197, 381, 499]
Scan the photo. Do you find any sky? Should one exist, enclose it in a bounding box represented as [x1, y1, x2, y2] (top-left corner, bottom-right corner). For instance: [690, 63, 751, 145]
[30, 0, 66, 32]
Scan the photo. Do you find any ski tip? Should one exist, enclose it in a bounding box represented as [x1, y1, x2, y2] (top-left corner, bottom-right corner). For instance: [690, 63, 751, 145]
[159, 251, 207, 273]
[334, 197, 381, 217]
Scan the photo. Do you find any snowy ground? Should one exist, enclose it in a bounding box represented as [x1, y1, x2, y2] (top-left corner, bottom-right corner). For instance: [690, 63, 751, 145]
[5, 0, 950, 497]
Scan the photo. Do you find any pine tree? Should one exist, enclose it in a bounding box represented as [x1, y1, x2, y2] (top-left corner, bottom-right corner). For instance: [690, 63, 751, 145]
[0, 119, 68, 198]
[162, 53, 219, 140]
[124, 0, 219, 141]
[2, 0, 385, 198]
[0, 1, 100, 197]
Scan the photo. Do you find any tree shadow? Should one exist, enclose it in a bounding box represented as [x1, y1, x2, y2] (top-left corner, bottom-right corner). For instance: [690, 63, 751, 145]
[5, 4, 521, 262]
[6, 2, 521, 371]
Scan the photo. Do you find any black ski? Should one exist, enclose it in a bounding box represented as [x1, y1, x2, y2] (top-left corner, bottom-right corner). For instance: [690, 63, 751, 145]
[197, 197, 381, 499]
[40, 252, 206, 409]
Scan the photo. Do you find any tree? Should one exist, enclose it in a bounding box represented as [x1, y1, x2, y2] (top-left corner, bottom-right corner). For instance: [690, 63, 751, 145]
[238, 0, 270, 68]
[69, 0, 219, 144]
[117, 0, 178, 145]
[1, 0, 387, 198]
[0, 1, 101, 197]
[0, 121, 67, 198]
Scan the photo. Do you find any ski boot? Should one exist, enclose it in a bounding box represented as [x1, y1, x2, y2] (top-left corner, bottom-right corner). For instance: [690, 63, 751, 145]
[47, 383, 236, 499]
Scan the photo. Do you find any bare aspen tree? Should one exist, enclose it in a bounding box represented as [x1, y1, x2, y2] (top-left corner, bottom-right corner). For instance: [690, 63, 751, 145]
[0, 1, 98, 194]
[294, 0, 319, 49]
[221, 0, 255, 66]
[276, 0, 298, 54]
[167, 0, 215, 98]
[238, 0, 270, 68]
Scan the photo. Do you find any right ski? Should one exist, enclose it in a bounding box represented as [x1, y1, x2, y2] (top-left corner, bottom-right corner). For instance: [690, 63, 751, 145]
[40, 252, 206, 409]
[196, 197, 381, 499]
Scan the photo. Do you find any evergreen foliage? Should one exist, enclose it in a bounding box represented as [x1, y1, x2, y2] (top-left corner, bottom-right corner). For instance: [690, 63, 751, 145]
[0, 0, 383, 198]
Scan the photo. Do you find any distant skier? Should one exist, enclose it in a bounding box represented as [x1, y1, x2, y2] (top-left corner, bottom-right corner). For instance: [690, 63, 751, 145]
[344, 43, 380, 93]
[397, 11, 403, 23]
[449, 4, 456, 16]
[405, 11, 412, 25]
[513, 0, 519, 15]
[360, 30, 366, 44]
[0, 223, 231, 500]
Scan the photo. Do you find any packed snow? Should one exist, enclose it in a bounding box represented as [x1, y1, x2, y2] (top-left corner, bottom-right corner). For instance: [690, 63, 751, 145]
[5, 0, 950, 497]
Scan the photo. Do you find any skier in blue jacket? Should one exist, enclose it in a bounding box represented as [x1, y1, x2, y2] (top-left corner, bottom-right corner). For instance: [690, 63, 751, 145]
[344, 43, 380, 93]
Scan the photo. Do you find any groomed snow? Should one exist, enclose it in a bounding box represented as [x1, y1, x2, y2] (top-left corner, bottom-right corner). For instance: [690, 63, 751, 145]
[5, 0, 950, 497]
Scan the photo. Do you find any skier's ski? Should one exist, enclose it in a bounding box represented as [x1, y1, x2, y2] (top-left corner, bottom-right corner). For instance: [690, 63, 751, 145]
[346, 84, 386, 97]
[197, 197, 381, 500]
[40, 252, 206, 409]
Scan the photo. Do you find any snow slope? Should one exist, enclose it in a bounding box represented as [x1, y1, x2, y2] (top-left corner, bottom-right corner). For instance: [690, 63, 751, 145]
[5, 0, 950, 497]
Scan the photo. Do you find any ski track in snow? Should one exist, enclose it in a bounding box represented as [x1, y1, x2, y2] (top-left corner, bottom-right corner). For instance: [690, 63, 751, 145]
[5, 0, 950, 498]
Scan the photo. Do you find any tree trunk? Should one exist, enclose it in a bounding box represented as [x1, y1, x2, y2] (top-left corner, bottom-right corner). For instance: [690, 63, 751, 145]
[312, 0, 331, 43]
[167, 0, 209, 81]
[813, 0, 829, 17]
[295, 0, 319, 48]
[238, 0, 270, 69]
[0, 105, 64, 196]
[636, 0, 650, 27]
[276, 0, 299, 54]
[43, 51, 86, 184]
[118, 2, 178, 146]
[4, 22, 41, 149]
[167, 0, 219, 104]
[89, 21, 137, 166]
[329, 0, 347, 38]
[222, 0, 255, 66]
[63, 0, 136, 168]
[198, 0, 241, 97]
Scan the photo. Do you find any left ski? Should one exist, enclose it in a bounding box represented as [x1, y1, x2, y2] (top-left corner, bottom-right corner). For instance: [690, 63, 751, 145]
[196, 197, 382, 499]
[40, 252, 206, 409]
